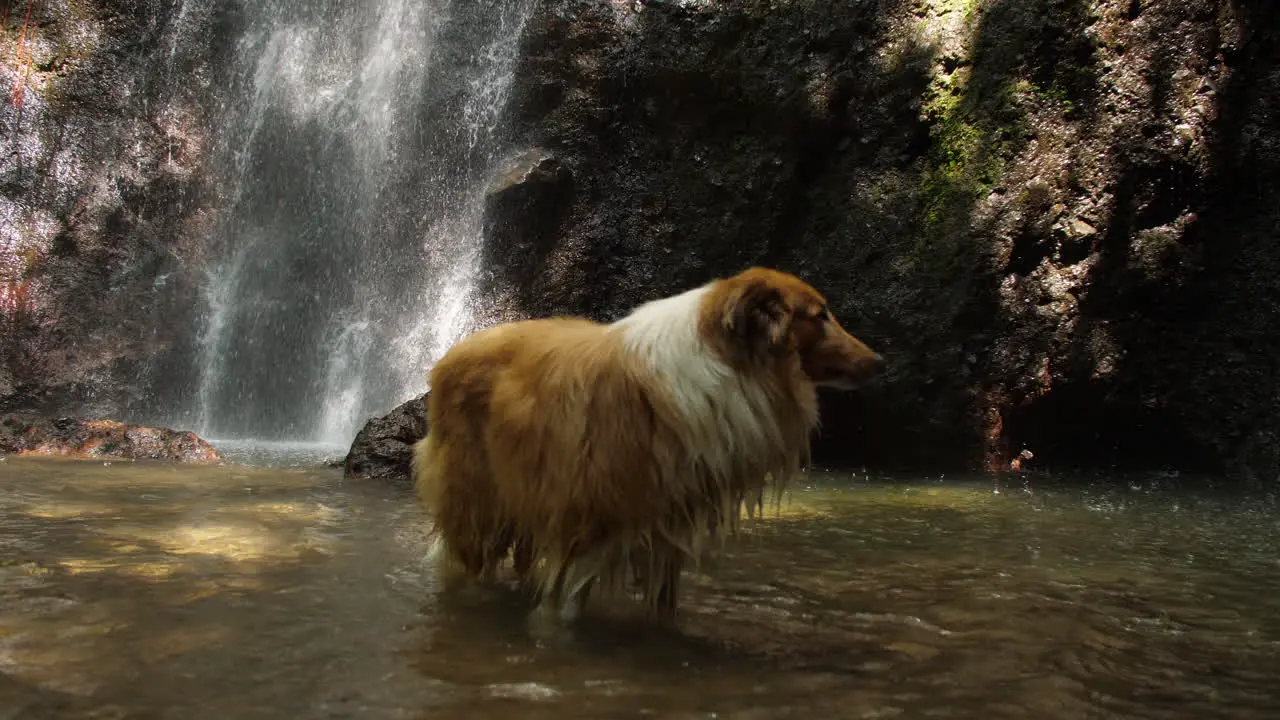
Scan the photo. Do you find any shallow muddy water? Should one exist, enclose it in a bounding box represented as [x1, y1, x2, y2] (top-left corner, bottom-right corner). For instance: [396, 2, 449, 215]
[2, 453, 1279, 719]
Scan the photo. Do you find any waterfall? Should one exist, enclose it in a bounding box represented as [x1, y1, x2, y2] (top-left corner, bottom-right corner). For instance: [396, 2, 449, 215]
[191, 0, 537, 445]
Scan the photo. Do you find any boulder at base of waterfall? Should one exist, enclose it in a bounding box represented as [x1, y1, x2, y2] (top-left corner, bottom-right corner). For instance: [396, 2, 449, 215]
[343, 394, 429, 483]
[0, 414, 221, 463]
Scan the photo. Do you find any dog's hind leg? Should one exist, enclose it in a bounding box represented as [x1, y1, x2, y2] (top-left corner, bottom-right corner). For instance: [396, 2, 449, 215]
[638, 540, 684, 622]
[512, 533, 537, 592]
[426, 533, 471, 591]
[564, 576, 597, 621]
[654, 553, 683, 622]
[478, 523, 516, 583]
[537, 554, 599, 623]
[417, 432, 508, 584]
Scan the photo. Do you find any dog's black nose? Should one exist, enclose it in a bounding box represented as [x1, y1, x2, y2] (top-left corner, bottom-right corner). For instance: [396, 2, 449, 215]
[871, 353, 887, 374]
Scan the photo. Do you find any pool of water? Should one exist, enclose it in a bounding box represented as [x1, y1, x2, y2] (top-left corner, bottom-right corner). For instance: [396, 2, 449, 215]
[1, 453, 1278, 718]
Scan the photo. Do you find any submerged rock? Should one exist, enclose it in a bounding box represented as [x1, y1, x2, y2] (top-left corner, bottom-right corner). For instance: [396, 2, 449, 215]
[0, 414, 220, 463]
[343, 394, 429, 483]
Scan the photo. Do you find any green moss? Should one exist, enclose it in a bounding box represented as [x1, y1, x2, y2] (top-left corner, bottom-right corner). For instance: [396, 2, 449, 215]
[903, 0, 1101, 280]
[1020, 78, 1076, 117]
[932, 0, 981, 21]
[912, 74, 1020, 276]
[908, 1, 1047, 279]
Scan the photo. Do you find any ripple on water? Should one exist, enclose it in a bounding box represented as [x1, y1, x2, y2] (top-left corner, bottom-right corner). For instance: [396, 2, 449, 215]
[2, 460, 1279, 718]
[204, 438, 350, 468]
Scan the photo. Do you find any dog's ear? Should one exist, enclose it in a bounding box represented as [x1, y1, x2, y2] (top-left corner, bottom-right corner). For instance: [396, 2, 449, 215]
[723, 278, 791, 360]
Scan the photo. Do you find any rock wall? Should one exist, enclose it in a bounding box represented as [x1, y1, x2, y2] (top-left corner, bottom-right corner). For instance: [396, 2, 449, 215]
[479, 0, 1280, 481]
[5, 0, 1279, 483]
[0, 0, 238, 421]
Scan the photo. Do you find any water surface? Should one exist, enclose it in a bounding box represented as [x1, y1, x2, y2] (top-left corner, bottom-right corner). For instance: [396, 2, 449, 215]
[2, 456, 1278, 718]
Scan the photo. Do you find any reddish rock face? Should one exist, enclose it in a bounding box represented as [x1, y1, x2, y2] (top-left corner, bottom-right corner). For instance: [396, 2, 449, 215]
[0, 1, 241, 425]
[0, 415, 221, 464]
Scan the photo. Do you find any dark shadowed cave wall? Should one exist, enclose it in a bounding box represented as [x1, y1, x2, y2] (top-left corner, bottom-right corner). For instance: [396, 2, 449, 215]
[480, 0, 1280, 481]
[3, 0, 1280, 482]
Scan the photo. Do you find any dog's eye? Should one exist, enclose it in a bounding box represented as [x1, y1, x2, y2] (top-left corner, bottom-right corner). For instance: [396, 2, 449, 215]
[815, 306, 831, 321]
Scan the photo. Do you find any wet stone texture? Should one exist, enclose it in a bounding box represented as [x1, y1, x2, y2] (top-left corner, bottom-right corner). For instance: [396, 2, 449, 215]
[343, 394, 429, 483]
[3, 0, 1280, 484]
[476, 0, 1280, 482]
[0, 1, 240, 422]
[0, 413, 221, 463]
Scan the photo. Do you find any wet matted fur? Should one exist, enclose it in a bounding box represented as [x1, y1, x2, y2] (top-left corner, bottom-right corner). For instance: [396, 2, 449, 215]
[412, 267, 884, 621]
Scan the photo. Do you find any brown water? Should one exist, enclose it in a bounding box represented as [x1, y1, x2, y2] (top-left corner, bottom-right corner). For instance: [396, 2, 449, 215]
[2, 451, 1279, 719]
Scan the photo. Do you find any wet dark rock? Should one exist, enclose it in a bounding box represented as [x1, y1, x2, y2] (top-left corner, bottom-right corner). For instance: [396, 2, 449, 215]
[0, 414, 220, 463]
[480, 148, 576, 327]
[5, 0, 1280, 485]
[476, 0, 1280, 482]
[0, 1, 240, 422]
[343, 394, 429, 483]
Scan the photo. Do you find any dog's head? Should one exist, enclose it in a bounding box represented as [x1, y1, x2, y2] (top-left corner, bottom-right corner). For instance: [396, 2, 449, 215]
[708, 267, 885, 389]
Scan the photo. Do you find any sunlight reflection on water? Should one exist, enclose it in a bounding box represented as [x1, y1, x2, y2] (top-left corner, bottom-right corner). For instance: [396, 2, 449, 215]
[1, 456, 1278, 718]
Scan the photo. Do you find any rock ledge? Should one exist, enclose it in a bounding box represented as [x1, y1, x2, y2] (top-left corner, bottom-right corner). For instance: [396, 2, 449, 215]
[343, 394, 429, 483]
[0, 414, 221, 463]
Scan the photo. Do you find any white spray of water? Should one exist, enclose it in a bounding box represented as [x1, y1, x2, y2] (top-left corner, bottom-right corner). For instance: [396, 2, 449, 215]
[191, 0, 538, 445]
[391, 0, 538, 395]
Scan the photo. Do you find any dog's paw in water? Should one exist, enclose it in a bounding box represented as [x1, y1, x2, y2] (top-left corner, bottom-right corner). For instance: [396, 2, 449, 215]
[525, 604, 582, 646]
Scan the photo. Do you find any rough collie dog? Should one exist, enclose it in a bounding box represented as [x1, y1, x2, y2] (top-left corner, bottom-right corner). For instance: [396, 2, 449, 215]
[412, 267, 884, 622]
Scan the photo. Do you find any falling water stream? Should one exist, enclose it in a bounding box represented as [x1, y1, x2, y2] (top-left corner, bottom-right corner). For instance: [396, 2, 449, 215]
[191, 0, 536, 448]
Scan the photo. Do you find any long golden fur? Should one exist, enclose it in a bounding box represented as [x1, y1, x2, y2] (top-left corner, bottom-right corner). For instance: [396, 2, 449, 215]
[412, 267, 883, 621]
